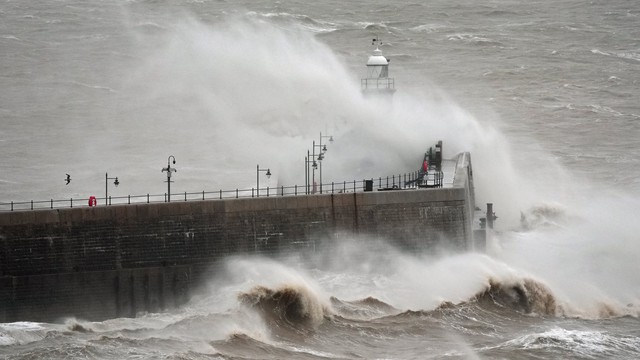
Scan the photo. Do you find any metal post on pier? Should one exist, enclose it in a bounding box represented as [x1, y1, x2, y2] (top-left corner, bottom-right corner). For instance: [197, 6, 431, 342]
[161, 155, 177, 202]
[105, 172, 119, 206]
[256, 164, 271, 198]
[487, 203, 496, 229]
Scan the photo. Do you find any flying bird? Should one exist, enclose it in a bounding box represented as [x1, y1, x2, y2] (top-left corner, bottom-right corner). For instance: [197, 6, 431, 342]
[65, 174, 71, 185]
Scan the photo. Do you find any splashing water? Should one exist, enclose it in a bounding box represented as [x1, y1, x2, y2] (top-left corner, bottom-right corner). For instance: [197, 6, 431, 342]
[2, 2, 640, 358]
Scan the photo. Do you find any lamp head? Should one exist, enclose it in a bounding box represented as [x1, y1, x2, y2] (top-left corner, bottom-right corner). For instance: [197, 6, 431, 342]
[329, 136, 334, 143]
[266, 169, 271, 178]
[312, 161, 318, 169]
[114, 177, 119, 187]
[322, 144, 327, 152]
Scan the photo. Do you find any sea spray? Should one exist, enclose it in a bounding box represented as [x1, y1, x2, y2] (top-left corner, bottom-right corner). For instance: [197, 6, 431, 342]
[286, 236, 561, 315]
[6, 13, 540, 225]
[493, 192, 640, 319]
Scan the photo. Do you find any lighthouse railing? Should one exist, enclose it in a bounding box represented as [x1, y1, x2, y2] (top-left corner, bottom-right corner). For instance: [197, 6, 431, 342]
[361, 78, 395, 90]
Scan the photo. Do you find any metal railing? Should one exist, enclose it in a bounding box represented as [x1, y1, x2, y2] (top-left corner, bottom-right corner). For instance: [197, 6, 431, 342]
[361, 77, 395, 90]
[0, 170, 445, 212]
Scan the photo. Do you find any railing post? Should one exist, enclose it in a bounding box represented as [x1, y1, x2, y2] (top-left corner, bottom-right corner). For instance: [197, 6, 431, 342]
[147, 194, 150, 203]
[236, 189, 238, 198]
[332, 182, 334, 193]
[267, 186, 269, 197]
[70, 198, 73, 208]
[203, 191, 205, 200]
[31, 200, 33, 210]
[184, 191, 187, 201]
[11, 201, 13, 211]
[51, 199, 53, 209]
[295, 185, 297, 196]
[128, 195, 131, 204]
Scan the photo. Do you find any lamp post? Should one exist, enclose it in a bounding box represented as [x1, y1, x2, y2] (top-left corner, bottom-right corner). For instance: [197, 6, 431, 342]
[256, 164, 271, 197]
[105, 172, 119, 205]
[315, 133, 333, 194]
[311, 141, 323, 193]
[161, 155, 177, 202]
[305, 150, 318, 194]
[319, 132, 334, 148]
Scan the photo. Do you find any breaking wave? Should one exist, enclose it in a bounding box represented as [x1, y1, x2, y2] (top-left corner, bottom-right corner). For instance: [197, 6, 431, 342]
[431, 275, 637, 320]
[238, 285, 330, 330]
[0, 322, 49, 347]
[490, 327, 640, 358]
[383, 276, 557, 321]
[519, 202, 568, 231]
[474, 278, 558, 315]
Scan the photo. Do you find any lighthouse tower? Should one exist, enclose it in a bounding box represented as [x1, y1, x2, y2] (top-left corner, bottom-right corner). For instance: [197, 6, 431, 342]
[361, 38, 396, 96]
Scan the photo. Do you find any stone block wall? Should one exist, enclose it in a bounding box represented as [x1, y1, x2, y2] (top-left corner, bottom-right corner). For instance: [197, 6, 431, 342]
[0, 153, 475, 322]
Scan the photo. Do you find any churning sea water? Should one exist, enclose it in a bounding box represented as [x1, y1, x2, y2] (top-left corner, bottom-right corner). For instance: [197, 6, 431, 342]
[1, 0, 639, 359]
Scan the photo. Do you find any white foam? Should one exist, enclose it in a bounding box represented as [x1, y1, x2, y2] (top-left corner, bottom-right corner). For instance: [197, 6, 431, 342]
[502, 327, 640, 356]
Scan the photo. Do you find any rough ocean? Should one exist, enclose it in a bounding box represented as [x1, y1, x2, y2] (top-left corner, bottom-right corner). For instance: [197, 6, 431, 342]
[1, 0, 640, 359]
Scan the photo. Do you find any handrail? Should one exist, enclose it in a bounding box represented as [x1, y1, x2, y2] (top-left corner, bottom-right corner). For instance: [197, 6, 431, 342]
[361, 77, 395, 90]
[0, 171, 443, 212]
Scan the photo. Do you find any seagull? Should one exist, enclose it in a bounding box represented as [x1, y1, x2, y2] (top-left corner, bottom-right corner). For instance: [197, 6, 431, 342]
[65, 174, 71, 185]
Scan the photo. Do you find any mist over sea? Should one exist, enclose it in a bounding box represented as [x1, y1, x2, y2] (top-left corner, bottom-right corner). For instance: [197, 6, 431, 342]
[1, 0, 640, 359]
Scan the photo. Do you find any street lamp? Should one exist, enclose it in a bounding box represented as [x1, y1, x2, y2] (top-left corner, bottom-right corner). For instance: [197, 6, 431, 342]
[320, 132, 334, 147]
[161, 155, 177, 202]
[307, 144, 324, 194]
[256, 164, 271, 197]
[316, 133, 334, 194]
[305, 150, 319, 194]
[303, 132, 334, 194]
[105, 172, 119, 205]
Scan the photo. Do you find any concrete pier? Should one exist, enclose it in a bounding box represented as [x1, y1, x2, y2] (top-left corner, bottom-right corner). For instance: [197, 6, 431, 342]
[0, 153, 477, 322]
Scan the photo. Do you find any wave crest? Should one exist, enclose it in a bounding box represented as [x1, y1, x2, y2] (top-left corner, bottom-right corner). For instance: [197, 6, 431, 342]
[330, 296, 398, 320]
[475, 278, 557, 315]
[520, 203, 567, 230]
[238, 285, 328, 329]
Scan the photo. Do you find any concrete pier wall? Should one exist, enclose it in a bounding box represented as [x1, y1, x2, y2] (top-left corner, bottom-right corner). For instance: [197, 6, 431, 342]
[0, 153, 476, 322]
